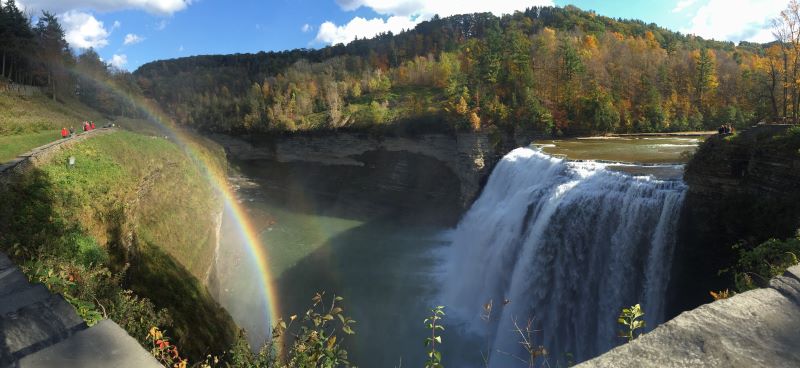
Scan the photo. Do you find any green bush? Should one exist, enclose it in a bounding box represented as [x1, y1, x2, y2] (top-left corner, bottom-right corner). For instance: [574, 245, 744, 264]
[733, 238, 800, 291]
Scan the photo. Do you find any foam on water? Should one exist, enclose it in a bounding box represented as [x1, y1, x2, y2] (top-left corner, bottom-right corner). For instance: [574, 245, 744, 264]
[442, 147, 686, 365]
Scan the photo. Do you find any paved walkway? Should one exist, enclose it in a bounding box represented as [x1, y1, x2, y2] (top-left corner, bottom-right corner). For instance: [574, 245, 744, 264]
[0, 129, 161, 367]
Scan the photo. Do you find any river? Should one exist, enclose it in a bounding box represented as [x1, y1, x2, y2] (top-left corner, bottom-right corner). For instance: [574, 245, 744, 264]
[214, 135, 703, 366]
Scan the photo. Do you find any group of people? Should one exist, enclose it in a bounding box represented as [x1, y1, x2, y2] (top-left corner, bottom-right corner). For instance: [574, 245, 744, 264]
[83, 121, 96, 132]
[717, 124, 734, 134]
[60, 121, 97, 139]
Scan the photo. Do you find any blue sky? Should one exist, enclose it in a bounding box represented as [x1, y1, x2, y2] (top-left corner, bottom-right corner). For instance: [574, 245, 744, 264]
[12, 0, 787, 71]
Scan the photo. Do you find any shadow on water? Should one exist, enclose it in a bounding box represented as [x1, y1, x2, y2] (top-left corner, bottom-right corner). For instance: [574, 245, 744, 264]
[273, 216, 483, 367]
[232, 149, 464, 225]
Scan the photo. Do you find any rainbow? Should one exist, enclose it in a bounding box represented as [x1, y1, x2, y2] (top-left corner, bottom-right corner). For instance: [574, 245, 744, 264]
[70, 70, 281, 335]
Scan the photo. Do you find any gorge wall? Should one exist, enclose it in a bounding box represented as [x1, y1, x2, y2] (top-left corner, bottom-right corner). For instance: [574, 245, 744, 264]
[670, 125, 800, 315]
[212, 131, 498, 223]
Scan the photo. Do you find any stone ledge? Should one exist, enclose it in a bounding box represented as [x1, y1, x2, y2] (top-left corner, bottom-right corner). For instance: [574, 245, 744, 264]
[15, 320, 161, 368]
[578, 264, 800, 368]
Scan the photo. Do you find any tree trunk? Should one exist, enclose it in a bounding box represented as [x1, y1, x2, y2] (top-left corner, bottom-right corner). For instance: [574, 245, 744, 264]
[794, 52, 800, 123]
[1, 52, 5, 80]
[770, 65, 779, 118]
[784, 52, 789, 118]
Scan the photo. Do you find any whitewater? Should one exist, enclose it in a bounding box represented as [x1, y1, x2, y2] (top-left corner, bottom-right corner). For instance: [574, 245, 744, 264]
[443, 147, 686, 366]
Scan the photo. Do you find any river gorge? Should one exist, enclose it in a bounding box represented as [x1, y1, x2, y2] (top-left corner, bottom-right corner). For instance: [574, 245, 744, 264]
[203, 131, 723, 366]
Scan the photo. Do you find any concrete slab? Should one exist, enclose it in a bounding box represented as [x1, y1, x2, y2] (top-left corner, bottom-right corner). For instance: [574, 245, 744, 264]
[0, 285, 50, 315]
[0, 295, 86, 365]
[0, 267, 32, 299]
[16, 320, 161, 368]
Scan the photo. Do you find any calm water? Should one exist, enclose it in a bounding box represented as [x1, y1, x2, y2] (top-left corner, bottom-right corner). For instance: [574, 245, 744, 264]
[214, 136, 703, 366]
[535, 136, 702, 163]
[534, 136, 703, 179]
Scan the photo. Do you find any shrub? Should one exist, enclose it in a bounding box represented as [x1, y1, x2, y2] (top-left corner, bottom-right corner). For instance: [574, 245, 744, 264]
[733, 238, 800, 291]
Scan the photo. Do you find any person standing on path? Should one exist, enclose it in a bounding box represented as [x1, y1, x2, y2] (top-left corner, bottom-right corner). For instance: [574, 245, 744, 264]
[60, 127, 68, 139]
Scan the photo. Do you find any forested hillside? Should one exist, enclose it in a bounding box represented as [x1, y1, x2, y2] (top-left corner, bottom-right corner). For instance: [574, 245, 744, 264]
[0, 0, 143, 118]
[134, 5, 789, 136]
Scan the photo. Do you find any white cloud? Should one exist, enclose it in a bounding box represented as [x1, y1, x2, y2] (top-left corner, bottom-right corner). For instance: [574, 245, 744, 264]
[682, 0, 784, 43]
[672, 0, 696, 13]
[155, 19, 169, 31]
[316, 0, 553, 45]
[302, 23, 312, 33]
[336, 0, 551, 18]
[112, 20, 121, 29]
[18, 0, 192, 15]
[110, 53, 127, 68]
[316, 16, 419, 44]
[178, 45, 184, 52]
[124, 33, 144, 45]
[59, 10, 110, 49]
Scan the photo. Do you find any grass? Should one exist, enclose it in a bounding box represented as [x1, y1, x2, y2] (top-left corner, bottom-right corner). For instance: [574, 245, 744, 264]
[0, 92, 108, 163]
[0, 130, 61, 163]
[0, 129, 239, 360]
[0, 93, 104, 135]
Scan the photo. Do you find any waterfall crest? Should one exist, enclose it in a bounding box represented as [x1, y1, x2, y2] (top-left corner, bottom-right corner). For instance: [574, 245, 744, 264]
[443, 147, 686, 365]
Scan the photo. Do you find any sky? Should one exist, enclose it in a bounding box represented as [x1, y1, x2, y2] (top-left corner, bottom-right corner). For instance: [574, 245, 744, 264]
[10, 0, 789, 71]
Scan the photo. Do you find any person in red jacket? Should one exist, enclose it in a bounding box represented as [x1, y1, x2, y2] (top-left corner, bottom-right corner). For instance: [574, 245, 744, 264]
[90, 121, 96, 130]
[60, 127, 68, 138]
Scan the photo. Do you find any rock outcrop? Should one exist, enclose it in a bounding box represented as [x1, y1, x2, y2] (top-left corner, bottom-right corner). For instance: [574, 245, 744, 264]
[211, 132, 496, 208]
[578, 264, 800, 368]
[670, 125, 800, 316]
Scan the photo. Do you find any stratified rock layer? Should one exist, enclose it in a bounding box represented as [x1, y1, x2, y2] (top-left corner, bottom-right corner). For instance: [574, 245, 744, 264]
[672, 125, 800, 315]
[579, 265, 800, 368]
[212, 132, 496, 208]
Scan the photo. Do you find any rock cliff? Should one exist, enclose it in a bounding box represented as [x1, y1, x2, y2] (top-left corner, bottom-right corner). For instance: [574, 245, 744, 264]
[212, 132, 497, 212]
[670, 125, 800, 316]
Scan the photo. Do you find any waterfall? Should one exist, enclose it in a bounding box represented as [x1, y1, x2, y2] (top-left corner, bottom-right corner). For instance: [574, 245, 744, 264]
[443, 147, 686, 366]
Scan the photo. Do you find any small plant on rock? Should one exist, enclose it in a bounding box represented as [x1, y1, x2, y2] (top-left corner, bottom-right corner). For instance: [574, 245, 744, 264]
[617, 304, 645, 343]
[424, 305, 445, 368]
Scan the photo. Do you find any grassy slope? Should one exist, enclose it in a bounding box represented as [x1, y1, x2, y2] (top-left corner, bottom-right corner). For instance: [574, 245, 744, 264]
[0, 93, 105, 163]
[37, 130, 238, 358]
[0, 93, 104, 134]
[0, 130, 60, 163]
[0, 93, 239, 359]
